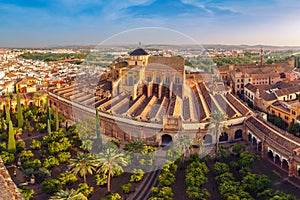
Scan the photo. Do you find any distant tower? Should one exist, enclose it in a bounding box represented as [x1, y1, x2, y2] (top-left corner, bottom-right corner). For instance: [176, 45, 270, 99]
[260, 46, 263, 68]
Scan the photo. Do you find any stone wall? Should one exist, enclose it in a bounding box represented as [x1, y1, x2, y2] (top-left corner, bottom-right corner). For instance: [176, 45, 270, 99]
[0, 157, 24, 200]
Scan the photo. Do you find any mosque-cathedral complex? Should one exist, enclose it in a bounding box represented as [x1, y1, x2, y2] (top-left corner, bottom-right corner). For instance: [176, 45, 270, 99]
[48, 48, 300, 181]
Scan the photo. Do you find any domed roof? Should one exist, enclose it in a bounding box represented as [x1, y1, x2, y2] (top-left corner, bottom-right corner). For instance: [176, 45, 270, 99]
[129, 48, 148, 56]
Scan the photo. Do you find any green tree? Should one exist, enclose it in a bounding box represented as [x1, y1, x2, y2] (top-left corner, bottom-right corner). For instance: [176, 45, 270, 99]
[121, 183, 131, 194]
[288, 122, 300, 136]
[55, 109, 59, 131]
[49, 189, 87, 200]
[95, 109, 102, 152]
[43, 156, 60, 169]
[94, 173, 108, 186]
[238, 151, 257, 168]
[242, 173, 271, 194]
[96, 146, 128, 193]
[151, 186, 174, 200]
[58, 172, 78, 185]
[47, 119, 52, 135]
[102, 193, 123, 200]
[213, 162, 230, 176]
[5, 104, 11, 124]
[30, 139, 41, 150]
[33, 93, 42, 107]
[7, 120, 16, 153]
[205, 110, 227, 155]
[193, 135, 204, 155]
[124, 138, 146, 162]
[175, 135, 192, 162]
[68, 153, 97, 183]
[76, 183, 94, 197]
[5, 92, 14, 111]
[129, 169, 145, 183]
[19, 186, 34, 200]
[16, 92, 24, 128]
[42, 179, 62, 194]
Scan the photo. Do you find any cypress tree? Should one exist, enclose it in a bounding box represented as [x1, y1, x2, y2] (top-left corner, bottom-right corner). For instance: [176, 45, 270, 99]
[2, 105, 6, 118]
[7, 120, 16, 153]
[47, 119, 51, 135]
[55, 109, 59, 131]
[5, 104, 10, 124]
[95, 109, 102, 152]
[17, 92, 24, 128]
[46, 96, 51, 121]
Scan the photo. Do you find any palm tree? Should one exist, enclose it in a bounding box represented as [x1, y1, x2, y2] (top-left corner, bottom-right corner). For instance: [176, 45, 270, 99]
[193, 135, 204, 155]
[205, 110, 228, 156]
[50, 189, 87, 200]
[68, 153, 97, 183]
[33, 93, 42, 107]
[175, 135, 192, 163]
[96, 146, 128, 193]
[5, 92, 14, 111]
[124, 138, 146, 161]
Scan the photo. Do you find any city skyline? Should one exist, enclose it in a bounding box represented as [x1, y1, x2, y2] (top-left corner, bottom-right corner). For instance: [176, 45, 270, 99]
[1, 0, 300, 47]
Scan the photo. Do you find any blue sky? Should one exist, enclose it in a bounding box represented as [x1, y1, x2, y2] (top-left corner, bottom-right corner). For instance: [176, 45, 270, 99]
[0, 0, 300, 47]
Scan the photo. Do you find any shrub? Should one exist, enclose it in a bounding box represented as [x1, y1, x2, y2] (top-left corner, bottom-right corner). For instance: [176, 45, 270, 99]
[42, 179, 62, 194]
[23, 159, 41, 169]
[58, 172, 77, 185]
[121, 183, 131, 194]
[213, 162, 230, 176]
[158, 169, 175, 186]
[102, 193, 123, 200]
[94, 174, 108, 186]
[19, 150, 34, 161]
[112, 168, 123, 177]
[43, 156, 59, 169]
[30, 139, 41, 150]
[18, 186, 34, 200]
[16, 141, 25, 153]
[57, 152, 71, 163]
[238, 152, 257, 168]
[232, 144, 246, 155]
[151, 186, 173, 200]
[0, 151, 14, 164]
[242, 173, 271, 193]
[129, 169, 144, 183]
[0, 142, 6, 151]
[76, 183, 94, 197]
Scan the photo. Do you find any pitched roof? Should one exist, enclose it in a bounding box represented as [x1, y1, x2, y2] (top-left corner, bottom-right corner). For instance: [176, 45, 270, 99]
[245, 83, 257, 93]
[129, 48, 148, 56]
[274, 86, 300, 97]
[260, 91, 277, 101]
[148, 56, 185, 71]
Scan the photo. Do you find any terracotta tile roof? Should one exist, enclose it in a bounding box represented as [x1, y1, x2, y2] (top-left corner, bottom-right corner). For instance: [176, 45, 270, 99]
[148, 56, 185, 71]
[226, 93, 251, 116]
[271, 101, 290, 113]
[245, 83, 257, 93]
[246, 116, 300, 153]
[274, 86, 300, 97]
[260, 91, 277, 101]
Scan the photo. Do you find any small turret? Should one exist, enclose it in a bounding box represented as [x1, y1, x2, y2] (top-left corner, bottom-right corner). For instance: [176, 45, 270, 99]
[128, 48, 149, 66]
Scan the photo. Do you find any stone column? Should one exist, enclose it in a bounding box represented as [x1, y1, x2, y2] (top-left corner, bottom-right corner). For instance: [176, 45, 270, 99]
[158, 83, 162, 99]
[147, 83, 153, 98]
[169, 82, 173, 99]
[243, 127, 248, 141]
[261, 142, 268, 159]
[228, 129, 234, 142]
[288, 158, 297, 177]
